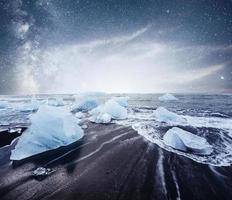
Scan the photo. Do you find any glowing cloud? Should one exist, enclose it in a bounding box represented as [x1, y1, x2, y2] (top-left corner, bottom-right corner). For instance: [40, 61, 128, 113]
[16, 27, 227, 94]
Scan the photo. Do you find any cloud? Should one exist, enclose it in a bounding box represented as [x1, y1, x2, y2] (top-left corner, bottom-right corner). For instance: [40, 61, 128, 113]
[15, 26, 228, 93]
[179, 65, 224, 82]
[73, 25, 150, 51]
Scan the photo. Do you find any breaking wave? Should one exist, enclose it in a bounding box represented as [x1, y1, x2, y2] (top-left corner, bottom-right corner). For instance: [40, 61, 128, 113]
[116, 107, 232, 166]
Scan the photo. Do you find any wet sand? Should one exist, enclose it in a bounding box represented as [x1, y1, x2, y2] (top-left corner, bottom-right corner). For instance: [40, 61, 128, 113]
[0, 123, 232, 200]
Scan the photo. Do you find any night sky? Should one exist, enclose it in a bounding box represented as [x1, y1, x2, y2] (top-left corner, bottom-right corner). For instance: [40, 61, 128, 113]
[0, 0, 232, 94]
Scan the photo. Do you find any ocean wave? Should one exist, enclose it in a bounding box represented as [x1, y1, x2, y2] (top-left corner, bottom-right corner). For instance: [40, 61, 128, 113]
[116, 108, 232, 166]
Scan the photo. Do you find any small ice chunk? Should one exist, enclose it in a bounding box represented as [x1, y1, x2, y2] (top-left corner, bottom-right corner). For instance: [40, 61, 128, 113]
[10, 105, 84, 160]
[47, 98, 64, 107]
[75, 112, 85, 118]
[163, 127, 213, 155]
[89, 112, 112, 124]
[0, 101, 9, 109]
[33, 167, 54, 177]
[76, 118, 83, 124]
[159, 93, 178, 101]
[90, 99, 127, 120]
[72, 98, 98, 112]
[81, 124, 88, 129]
[153, 107, 185, 124]
[112, 97, 129, 107]
[8, 127, 22, 134]
[16, 98, 40, 112]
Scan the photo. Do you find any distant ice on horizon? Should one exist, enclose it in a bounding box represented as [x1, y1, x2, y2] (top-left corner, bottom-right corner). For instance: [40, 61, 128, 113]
[47, 97, 65, 107]
[158, 93, 179, 101]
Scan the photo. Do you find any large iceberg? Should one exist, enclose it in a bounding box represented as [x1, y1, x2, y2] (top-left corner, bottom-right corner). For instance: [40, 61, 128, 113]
[72, 97, 98, 112]
[16, 97, 40, 112]
[153, 107, 185, 124]
[158, 93, 178, 101]
[47, 97, 64, 107]
[163, 127, 213, 155]
[10, 105, 84, 160]
[90, 99, 127, 120]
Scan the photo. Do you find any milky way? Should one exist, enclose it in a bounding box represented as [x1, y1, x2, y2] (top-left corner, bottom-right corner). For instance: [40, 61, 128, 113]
[0, 0, 232, 94]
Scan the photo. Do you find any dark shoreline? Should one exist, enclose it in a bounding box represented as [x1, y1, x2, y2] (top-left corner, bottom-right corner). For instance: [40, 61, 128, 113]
[0, 123, 232, 200]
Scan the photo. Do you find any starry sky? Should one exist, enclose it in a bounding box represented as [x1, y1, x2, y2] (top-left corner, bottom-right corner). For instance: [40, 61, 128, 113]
[0, 0, 232, 94]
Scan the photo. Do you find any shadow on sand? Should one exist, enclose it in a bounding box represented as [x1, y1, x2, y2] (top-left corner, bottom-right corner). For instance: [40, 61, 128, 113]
[12, 136, 86, 174]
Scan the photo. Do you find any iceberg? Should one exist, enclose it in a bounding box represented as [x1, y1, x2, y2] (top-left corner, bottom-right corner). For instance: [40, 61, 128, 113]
[47, 97, 64, 107]
[158, 93, 178, 101]
[112, 97, 129, 107]
[72, 97, 98, 112]
[10, 105, 84, 160]
[89, 112, 112, 124]
[153, 107, 185, 124]
[16, 97, 40, 112]
[0, 101, 9, 108]
[73, 92, 105, 99]
[163, 127, 213, 155]
[90, 99, 127, 120]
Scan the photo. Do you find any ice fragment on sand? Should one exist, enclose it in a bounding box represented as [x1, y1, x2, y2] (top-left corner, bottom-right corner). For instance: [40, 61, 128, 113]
[89, 112, 112, 124]
[8, 127, 22, 134]
[75, 112, 85, 118]
[153, 107, 185, 124]
[10, 105, 84, 160]
[90, 99, 127, 120]
[72, 97, 98, 112]
[33, 167, 54, 177]
[81, 124, 88, 129]
[163, 127, 213, 155]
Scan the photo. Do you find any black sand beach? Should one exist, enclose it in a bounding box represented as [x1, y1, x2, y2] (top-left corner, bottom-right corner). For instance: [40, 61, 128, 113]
[0, 123, 232, 200]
